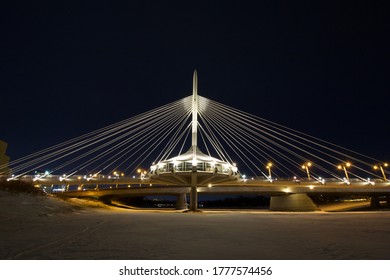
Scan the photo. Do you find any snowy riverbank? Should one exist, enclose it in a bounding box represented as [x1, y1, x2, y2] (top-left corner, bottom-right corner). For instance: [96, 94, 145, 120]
[1, 191, 390, 260]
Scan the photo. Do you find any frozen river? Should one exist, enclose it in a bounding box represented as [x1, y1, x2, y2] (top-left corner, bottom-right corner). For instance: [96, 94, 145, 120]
[1, 191, 390, 260]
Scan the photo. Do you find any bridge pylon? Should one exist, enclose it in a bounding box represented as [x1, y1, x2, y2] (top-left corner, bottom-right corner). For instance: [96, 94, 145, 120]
[149, 70, 239, 211]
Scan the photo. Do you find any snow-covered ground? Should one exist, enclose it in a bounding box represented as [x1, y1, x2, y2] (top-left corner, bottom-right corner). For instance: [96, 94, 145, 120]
[1, 191, 390, 260]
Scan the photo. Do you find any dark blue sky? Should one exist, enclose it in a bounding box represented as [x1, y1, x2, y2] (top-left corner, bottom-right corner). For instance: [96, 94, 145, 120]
[1, 1, 389, 162]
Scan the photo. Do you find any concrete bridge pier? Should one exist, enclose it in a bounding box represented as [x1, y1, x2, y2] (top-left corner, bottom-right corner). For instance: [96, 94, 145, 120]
[190, 187, 198, 211]
[370, 197, 381, 208]
[176, 193, 188, 210]
[269, 193, 318, 211]
[189, 166, 198, 211]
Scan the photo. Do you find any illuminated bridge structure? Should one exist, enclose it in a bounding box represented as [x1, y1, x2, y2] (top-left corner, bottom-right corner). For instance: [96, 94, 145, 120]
[2, 71, 390, 211]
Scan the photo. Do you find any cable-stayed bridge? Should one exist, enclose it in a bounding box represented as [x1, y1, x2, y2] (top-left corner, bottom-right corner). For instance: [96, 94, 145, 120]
[1, 70, 390, 211]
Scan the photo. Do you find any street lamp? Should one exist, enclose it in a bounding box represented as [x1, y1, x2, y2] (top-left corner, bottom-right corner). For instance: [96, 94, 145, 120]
[301, 162, 312, 180]
[266, 162, 273, 180]
[373, 162, 388, 181]
[137, 168, 147, 180]
[337, 162, 351, 184]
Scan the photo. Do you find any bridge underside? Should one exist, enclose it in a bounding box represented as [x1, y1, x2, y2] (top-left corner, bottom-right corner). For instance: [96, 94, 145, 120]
[10, 175, 390, 211]
[51, 183, 390, 211]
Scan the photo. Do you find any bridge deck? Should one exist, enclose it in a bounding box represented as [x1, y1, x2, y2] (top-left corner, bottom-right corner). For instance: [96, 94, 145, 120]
[15, 175, 389, 197]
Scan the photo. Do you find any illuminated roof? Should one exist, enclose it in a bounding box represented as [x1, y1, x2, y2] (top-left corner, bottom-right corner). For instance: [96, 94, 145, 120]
[150, 146, 238, 174]
[161, 147, 228, 164]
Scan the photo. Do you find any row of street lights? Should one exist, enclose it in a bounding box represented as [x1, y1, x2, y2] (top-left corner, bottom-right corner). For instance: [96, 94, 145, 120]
[264, 161, 389, 182]
[112, 169, 147, 179]
[337, 162, 352, 182]
[81, 163, 389, 183]
[373, 163, 388, 181]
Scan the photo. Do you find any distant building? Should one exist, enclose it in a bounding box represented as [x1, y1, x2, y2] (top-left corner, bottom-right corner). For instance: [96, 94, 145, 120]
[0, 140, 10, 175]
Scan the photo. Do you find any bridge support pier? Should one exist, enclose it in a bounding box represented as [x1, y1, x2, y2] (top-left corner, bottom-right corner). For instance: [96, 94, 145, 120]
[189, 166, 198, 211]
[269, 194, 317, 211]
[190, 187, 198, 211]
[370, 197, 381, 208]
[176, 193, 187, 210]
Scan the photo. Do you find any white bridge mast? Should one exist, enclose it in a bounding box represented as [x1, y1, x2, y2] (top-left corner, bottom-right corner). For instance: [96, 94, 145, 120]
[192, 69, 198, 165]
[190, 70, 199, 211]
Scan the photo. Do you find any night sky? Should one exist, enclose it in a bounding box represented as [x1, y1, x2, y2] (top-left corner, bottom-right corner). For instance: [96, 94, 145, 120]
[1, 1, 389, 163]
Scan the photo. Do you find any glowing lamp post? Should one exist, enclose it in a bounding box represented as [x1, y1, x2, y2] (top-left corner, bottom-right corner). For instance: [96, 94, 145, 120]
[137, 168, 147, 186]
[337, 162, 351, 184]
[137, 168, 147, 180]
[301, 162, 312, 180]
[373, 163, 388, 181]
[266, 162, 273, 181]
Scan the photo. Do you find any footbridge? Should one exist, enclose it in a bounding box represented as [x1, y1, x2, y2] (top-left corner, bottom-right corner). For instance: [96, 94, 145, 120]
[8, 174, 390, 211]
[2, 70, 390, 211]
